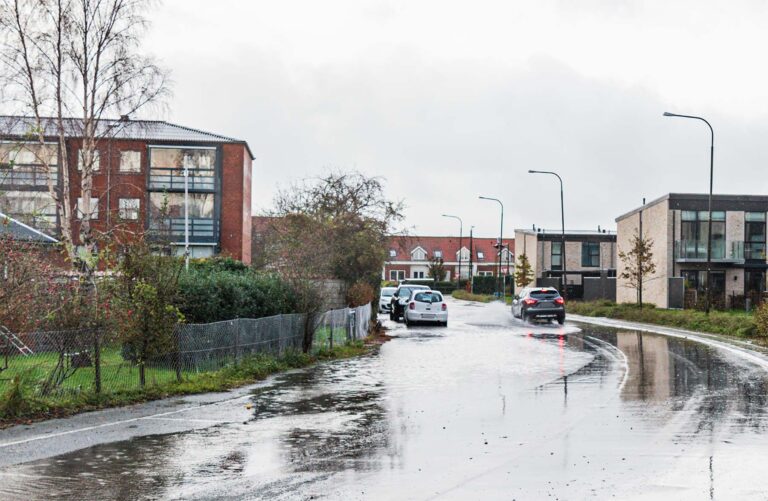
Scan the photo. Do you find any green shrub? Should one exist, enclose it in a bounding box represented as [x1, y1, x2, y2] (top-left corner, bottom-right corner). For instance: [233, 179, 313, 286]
[452, 289, 494, 303]
[347, 281, 375, 307]
[177, 269, 297, 323]
[754, 302, 768, 337]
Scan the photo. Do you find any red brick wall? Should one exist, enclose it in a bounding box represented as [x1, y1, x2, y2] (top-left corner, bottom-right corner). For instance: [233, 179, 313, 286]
[220, 143, 251, 263]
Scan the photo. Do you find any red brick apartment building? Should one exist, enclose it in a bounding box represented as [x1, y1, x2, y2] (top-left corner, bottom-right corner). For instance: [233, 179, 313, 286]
[0, 116, 254, 263]
[383, 235, 515, 282]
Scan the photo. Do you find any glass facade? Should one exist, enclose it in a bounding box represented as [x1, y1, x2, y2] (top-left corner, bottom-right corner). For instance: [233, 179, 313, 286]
[680, 210, 726, 259]
[148, 192, 216, 240]
[148, 147, 216, 191]
[745, 212, 766, 260]
[0, 142, 58, 187]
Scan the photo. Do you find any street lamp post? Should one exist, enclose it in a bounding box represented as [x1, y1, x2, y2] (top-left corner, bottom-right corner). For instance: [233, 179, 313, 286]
[479, 196, 504, 298]
[469, 226, 475, 292]
[664, 111, 715, 314]
[183, 163, 190, 272]
[442, 214, 463, 288]
[528, 170, 567, 299]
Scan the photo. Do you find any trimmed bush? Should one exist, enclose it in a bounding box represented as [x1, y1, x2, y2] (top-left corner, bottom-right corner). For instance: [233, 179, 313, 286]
[177, 269, 298, 323]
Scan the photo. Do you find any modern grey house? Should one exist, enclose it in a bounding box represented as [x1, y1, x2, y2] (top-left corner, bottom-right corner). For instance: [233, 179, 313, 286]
[616, 193, 768, 309]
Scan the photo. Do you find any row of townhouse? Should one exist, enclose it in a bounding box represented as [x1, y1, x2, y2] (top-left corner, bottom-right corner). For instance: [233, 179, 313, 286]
[0, 116, 253, 263]
[382, 236, 514, 282]
[616, 193, 768, 308]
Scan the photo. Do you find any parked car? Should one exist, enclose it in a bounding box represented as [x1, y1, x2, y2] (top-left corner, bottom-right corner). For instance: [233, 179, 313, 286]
[404, 290, 448, 327]
[379, 287, 397, 313]
[390, 284, 431, 321]
[511, 287, 565, 324]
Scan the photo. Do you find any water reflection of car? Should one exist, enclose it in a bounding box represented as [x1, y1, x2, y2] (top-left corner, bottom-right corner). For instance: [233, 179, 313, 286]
[379, 287, 397, 313]
[390, 284, 431, 322]
[404, 290, 448, 327]
[511, 287, 565, 324]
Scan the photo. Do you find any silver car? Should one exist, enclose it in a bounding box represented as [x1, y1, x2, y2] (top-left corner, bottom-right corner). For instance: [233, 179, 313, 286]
[404, 290, 448, 327]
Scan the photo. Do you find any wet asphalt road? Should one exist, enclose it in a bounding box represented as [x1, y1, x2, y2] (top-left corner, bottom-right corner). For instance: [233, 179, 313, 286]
[2, 298, 768, 500]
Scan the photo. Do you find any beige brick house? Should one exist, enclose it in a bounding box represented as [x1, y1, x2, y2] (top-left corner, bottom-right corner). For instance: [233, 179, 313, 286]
[616, 194, 768, 308]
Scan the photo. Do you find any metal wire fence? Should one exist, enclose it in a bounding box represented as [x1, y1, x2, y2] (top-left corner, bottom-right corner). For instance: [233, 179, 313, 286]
[0, 303, 371, 399]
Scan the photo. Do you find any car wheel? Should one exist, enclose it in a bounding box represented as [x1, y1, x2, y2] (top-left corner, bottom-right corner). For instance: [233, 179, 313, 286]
[442, 321, 448, 327]
[557, 315, 565, 325]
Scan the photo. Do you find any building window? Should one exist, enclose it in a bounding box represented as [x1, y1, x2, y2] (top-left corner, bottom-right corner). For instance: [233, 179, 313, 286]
[148, 192, 215, 239]
[119, 151, 141, 173]
[149, 147, 216, 190]
[389, 249, 397, 258]
[77, 197, 99, 220]
[478, 271, 493, 277]
[0, 142, 59, 187]
[0, 190, 57, 231]
[682, 270, 725, 295]
[433, 250, 443, 259]
[477, 251, 485, 260]
[551, 242, 562, 270]
[581, 242, 600, 267]
[411, 247, 426, 261]
[412, 271, 425, 279]
[681, 210, 725, 259]
[745, 212, 766, 260]
[77, 150, 100, 171]
[389, 270, 405, 281]
[118, 198, 140, 220]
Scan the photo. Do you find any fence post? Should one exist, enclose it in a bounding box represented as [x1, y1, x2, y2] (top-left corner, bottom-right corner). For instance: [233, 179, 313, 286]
[174, 326, 182, 383]
[234, 320, 241, 363]
[93, 329, 101, 394]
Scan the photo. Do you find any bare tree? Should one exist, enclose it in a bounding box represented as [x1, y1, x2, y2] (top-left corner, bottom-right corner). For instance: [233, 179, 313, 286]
[0, 0, 169, 268]
[619, 230, 656, 307]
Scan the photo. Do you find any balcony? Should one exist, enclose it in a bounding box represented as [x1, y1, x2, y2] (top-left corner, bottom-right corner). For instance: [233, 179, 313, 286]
[0, 166, 57, 188]
[674, 240, 744, 263]
[745, 242, 767, 261]
[148, 167, 215, 191]
[149, 217, 218, 243]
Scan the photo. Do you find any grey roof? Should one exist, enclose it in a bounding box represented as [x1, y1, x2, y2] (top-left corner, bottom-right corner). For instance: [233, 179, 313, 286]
[615, 193, 768, 222]
[0, 116, 254, 159]
[0, 211, 59, 243]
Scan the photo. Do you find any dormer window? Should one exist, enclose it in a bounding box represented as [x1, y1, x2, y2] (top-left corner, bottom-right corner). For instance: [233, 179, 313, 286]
[389, 249, 397, 258]
[457, 247, 470, 261]
[434, 250, 443, 259]
[411, 247, 427, 261]
[477, 251, 485, 260]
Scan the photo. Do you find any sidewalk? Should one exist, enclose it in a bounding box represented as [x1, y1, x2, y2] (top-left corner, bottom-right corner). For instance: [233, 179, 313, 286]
[569, 313, 768, 369]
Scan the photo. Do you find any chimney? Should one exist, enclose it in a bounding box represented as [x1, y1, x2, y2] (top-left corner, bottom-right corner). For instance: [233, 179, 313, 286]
[120, 114, 130, 122]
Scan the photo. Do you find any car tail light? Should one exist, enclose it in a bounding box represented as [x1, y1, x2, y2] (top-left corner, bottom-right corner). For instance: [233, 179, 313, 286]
[441, 303, 447, 311]
[409, 302, 415, 310]
[555, 297, 565, 305]
[523, 298, 538, 306]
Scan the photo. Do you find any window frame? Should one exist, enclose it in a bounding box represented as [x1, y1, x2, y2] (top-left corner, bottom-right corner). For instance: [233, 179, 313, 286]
[389, 270, 405, 281]
[77, 149, 100, 172]
[551, 241, 562, 271]
[581, 242, 600, 267]
[119, 150, 142, 173]
[118, 198, 140, 220]
[76, 197, 99, 220]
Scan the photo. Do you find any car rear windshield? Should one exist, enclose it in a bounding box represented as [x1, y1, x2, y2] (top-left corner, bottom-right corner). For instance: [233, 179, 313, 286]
[530, 289, 559, 299]
[414, 292, 442, 303]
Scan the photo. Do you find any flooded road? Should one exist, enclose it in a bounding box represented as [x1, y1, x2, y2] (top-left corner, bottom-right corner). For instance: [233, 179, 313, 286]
[2, 298, 768, 499]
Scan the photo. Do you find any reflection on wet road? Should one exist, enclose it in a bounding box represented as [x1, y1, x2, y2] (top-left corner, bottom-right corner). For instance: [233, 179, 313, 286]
[3, 299, 768, 499]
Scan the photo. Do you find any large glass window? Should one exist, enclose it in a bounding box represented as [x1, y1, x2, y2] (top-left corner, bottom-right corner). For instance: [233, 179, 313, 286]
[77, 150, 100, 171]
[680, 210, 725, 259]
[77, 197, 99, 220]
[148, 147, 216, 191]
[0, 142, 59, 187]
[581, 242, 600, 267]
[119, 151, 141, 173]
[551, 242, 562, 270]
[745, 212, 766, 260]
[148, 192, 216, 239]
[0, 190, 57, 230]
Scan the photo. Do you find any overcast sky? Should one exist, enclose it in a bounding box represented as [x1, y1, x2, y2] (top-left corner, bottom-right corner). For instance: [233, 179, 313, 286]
[146, 0, 768, 237]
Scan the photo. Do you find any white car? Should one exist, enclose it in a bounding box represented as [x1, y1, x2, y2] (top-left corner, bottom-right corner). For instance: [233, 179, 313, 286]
[404, 290, 448, 327]
[379, 287, 397, 313]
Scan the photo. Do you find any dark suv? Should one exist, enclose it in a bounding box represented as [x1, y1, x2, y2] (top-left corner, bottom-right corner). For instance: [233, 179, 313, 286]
[511, 287, 565, 324]
[390, 284, 431, 322]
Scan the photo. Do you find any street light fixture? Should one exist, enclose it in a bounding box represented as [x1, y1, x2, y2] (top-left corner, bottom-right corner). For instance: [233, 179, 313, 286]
[478, 196, 504, 299]
[442, 214, 463, 288]
[664, 111, 715, 314]
[528, 170, 567, 299]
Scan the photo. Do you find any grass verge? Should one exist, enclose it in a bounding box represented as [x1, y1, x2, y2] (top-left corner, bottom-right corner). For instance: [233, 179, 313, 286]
[568, 300, 758, 338]
[451, 290, 495, 302]
[0, 340, 373, 427]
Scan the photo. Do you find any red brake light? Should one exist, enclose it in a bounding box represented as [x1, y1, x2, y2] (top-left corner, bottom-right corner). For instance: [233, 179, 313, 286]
[523, 298, 538, 306]
[409, 302, 415, 310]
[555, 297, 565, 305]
[441, 303, 447, 311]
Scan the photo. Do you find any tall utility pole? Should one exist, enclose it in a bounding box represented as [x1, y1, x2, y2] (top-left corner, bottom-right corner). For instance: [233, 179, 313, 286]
[639, 198, 645, 306]
[528, 170, 567, 299]
[442, 214, 463, 288]
[479, 196, 504, 298]
[663, 111, 715, 314]
[469, 226, 475, 293]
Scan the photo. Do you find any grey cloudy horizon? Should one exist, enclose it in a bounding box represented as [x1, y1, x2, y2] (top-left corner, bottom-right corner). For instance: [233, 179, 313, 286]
[146, 0, 768, 238]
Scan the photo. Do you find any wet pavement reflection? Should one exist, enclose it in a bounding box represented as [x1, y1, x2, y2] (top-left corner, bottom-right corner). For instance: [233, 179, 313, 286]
[3, 299, 768, 500]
